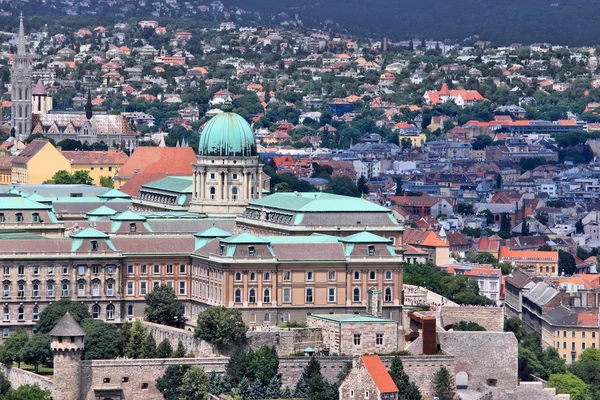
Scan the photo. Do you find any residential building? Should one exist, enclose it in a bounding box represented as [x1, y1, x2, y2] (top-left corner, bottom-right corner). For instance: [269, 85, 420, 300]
[61, 150, 129, 184]
[339, 355, 399, 400]
[498, 246, 559, 276]
[11, 140, 72, 184]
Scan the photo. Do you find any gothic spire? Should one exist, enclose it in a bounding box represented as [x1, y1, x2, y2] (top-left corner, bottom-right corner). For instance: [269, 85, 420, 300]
[85, 89, 93, 120]
[17, 13, 26, 56]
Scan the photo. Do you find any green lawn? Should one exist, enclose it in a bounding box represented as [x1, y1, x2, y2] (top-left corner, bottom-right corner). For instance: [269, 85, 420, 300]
[12, 363, 53, 377]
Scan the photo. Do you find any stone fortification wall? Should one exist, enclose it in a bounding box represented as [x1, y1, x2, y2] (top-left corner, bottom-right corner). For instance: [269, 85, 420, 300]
[1, 366, 53, 392]
[143, 321, 214, 356]
[247, 328, 323, 356]
[440, 306, 504, 331]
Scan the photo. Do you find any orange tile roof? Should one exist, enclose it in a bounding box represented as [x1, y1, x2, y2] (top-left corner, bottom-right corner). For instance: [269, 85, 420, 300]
[578, 313, 598, 327]
[360, 355, 398, 394]
[61, 150, 129, 165]
[498, 246, 558, 261]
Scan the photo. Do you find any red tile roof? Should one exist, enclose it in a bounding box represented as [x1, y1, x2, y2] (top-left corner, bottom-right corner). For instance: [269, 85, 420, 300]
[360, 355, 398, 394]
[61, 150, 129, 165]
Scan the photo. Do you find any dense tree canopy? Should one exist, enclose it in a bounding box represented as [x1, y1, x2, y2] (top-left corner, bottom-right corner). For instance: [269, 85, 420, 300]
[195, 307, 248, 348]
[144, 284, 185, 328]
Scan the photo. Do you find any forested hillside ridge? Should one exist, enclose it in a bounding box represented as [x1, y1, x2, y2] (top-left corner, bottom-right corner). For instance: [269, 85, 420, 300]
[5, 0, 600, 45]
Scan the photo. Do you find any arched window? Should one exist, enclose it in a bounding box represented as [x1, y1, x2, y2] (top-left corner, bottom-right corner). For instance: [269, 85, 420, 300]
[385, 271, 392, 280]
[250, 272, 256, 281]
[78, 281, 85, 296]
[106, 304, 115, 320]
[353, 287, 361, 302]
[234, 272, 242, 281]
[106, 282, 114, 296]
[263, 288, 271, 303]
[18, 88, 22, 100]
[209, 187, 216, 200]
[234, 288, 242, 303]
[17, 306, 24, 320]
[231, 186, 238, 200]
[32, 305, 39, 320]
[353, 271, 360, 280]
[17, 283, 24, 297]
[32, 282, 40, 297]
[92, 281, 100, 296]
[369, 271, 376, 280]
[127, 305, 134, 316]
[2, 283, 9, 297]
[384, 287, 392, 302]
[2, 306, 8, 321]
[264, 272, 271, 281]
[249, 288, 256, 303]
[92, 304, 100, 319]
[62, 282, 69, 297]
[47, 282, 54, 297]
[18, 105, 22, 118]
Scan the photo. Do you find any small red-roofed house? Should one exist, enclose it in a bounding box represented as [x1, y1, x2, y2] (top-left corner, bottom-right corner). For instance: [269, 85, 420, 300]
[339, 355, 399, 400]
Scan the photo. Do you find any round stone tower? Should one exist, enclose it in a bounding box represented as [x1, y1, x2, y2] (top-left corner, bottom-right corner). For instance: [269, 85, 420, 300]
[50, 312, 85, 400]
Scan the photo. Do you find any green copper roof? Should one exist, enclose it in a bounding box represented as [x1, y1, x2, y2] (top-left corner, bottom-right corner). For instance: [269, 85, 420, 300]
[0, 196, 52, 210]
[262, 235, 339, 244]
[27, 192, 50, 203]
[0, 232, 49, 240]
[220, 232, 270, 244]
[339, 231, 392, 244]
[194, 226, 232, 238]
[309, 314, 396, 324]
[142, 176, 193, 193]
[110, 210, 147, 221]
[199, 111, 257, 157]
[97, 188, 132, 199]
[249, 192, 390, 213]
[69, 227, 110, 239]
[86, 205, 118, 216]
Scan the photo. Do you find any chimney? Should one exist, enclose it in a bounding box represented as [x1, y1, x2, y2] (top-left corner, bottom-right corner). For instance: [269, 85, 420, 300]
[366, 288, 382, 317]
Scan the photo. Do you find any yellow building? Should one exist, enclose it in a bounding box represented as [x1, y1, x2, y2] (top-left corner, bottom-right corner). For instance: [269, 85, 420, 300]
[542, 305, 599, 364]
[61, 150, 129, 184]
[11, 140, 71, 184]
[498, 246, 559, 276]
[0, 156, 14, 185]
[398, 132, 427, 148]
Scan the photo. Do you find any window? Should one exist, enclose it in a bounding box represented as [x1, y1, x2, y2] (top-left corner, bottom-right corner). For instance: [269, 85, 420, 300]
[17, 306, 23, 321]
[594, 332, 597, 339]
[376, 333, 384, 345]
[583, 332, 586, 338]
[2, 283, 9, 297]
[62, 283, 69, 297]
[353, 334, 361, 345]
[92, 304, 100, 319]
[32, 283, 39, 297]
[234, 288, 242, 303]
[179, 264, 186, 274]
[305, 288, 313, 303]
[583, 343, 586, 350]
[384, 287, 392, 302]
[249, 288, 256, 303]
[263, 288, 271, 303]
[3, 267, 8, 276]
[92, 266, 100, 274]
[78, 266, 86, 275]
[328, 288, 336, 302]
[350, 390, 354, 398]
[15, 213, 23, 223]
[33, 265, 39, 275]
[78, 281, 85, 296]
[141, 265, 147, 274]
[106, 304, 115, 320]
[572, 332, 576, 338]
[250, 272, 256, 281]
[365, 391, 369, 400]
[2, 328, 7, 338]
[232, 186, 238, 200]
[103, 378, 111, 384]
[17, 283, 24, 297]
[140, 282, 147, 296]
[283, 271, 291, 281]
[232, 173, 238, 180]
[90, 240, 98, 251]
[264, 272, 271, 281]
[353, 288, 361, 302]
[153, 281, 160, 289]
[368, 245, 375, 256]
[0, 214, 4, 223]
[107, 266, 114, 274]
[369, 271, 376, 280]
[209, 187, 216, 200]
[283, 288, 291, 303]
[122, 377, 129, 383]
[264, 313, 270, 322]
[353, 271, 360, 280]
[46, 282, 54, 297]
[283, 312, 290, 322]
[248, 246, 256, 256]
[2, 306, 8, 321]
[385, 271, 392, 280]
[210, 173, 215, 180]
[129, 223, 137, 232]
[127, 305, 134, 316]
[32, 213, 40, 223]
[127, 265, 134, 274]
[167, 265, 173, 274]
[153, 265, 160, 274]
[179, 281, 186, 295]
[235, 272, 242, 281]
[328, 271, 336, 281]
[62, 266, 69, 275]
[107, 282, 114, 296]
[17, 265, 24, 275]
[126, 282, 134, 296]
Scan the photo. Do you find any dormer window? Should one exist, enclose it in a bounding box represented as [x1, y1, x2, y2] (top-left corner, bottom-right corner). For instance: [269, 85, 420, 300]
[219, 245, 225, 256]
[32, 213, 40, 223]
[129, 223, 137, 233]
[248, 246, 256, 256]
[15, 213, 23, 223]
[368, 245, 375, 256]
[0, 214, 5, 223]
[91, 241, 99, 252]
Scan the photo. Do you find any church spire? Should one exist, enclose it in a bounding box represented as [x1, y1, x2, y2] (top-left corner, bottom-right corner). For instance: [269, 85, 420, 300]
[17, 13, 26, 56]
[85, 89, 93, 120]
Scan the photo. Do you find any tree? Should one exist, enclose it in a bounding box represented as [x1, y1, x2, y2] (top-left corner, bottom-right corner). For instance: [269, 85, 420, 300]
[453, 321, 487, 331]
[4, 330, 29, 367]
[156, 365, 191, 400]
[44, 170, 94, 185]
[35, 299, 91, 333]
[474, 252, 497, 264]
[157, 339, 173, 358]
[125, 319, 147, 359]
[432, 366, 456, 400]
[179, 366, 209, 400]
[265, 376, 282, 399]
[576, 219, 585, 234]
[173, 340, 186, 358]
[326, 176, 361, 197]
[226, 347, 250, 387]
[394, 177, 404, 196]
[500, 212, 512, 234]
[249, 378, 265, 399]
[0, 370, 11, 397]
[3, 385, 52, 400]
[99, 176, 114, 188]
[505, 317, 527, 342]
[22, 333, 51, 373]
[142, 333, 158, 359]
[249, 345, 279, 386]
[301, 356, 336, 400]
[81, 319, 122, 360]
[559, 250, 576, 276]
[548, 373, 591, 400]
[521, 219, 530, 236]
[195, 307, 247, 349]
[144, 284, 185, 328]
[388, 356, 421, 400]
[456, 203, 473, 215]
[357, 175, 369, 195]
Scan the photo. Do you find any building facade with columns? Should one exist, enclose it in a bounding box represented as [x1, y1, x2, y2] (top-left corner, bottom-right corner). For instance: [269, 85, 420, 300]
[189, 102, 263, 216]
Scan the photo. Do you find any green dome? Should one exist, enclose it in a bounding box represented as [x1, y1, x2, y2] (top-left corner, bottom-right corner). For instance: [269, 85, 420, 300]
[199, 111, 256, 157]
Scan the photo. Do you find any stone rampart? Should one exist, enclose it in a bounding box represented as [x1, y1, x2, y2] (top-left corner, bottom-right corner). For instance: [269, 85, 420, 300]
[142, 321, 215, 356]
[440, 306, 504, 332]
[1, 365, 53, 392]
[247, 328, 323, 356]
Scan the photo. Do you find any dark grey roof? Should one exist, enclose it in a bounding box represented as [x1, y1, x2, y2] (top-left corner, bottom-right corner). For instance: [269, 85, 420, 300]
[49, 312, 85, 336]
[524, 281, 559, 307]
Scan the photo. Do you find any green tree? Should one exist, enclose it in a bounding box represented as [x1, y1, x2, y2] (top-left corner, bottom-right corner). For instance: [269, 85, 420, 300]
[548, 373, 591, 400]
[500, 212, 512, 234]
[195, 307, 247, 349]
[4, 330, 29, 367]
[144, 284, 185, 328]
[571, 348, 600, 398]
[559, 250, 576, 275]
[157, 339, 173, 358]
[226, 347, 250, 387]
[521, 219, 530, 236]
[576, 219, 585, 234]
[456, 203, 473, 215]
[173, 340, 186, 358]
[142, 333, 158, 359]
[388, 356, 421, 400]
[301, 356, 336, 400]
[22, 333, 51, 373]
[453, 321, 487, 331]
[505, 317, 527, 342]
[357, 175, 369, 195]
[394, 177, 404, 196]
[474, 252, 498, 264]
[156, 365, 191, 400]
[432, 366, 456, 400]
[4, 384, 52, 400]
[179, 366, 209, 400]
[265, 375, 282, 399]
[326, 176, 360, 197]
[0, 370, 11, 396]
[249, 345, 279, 386]
[35, 299, 91, 333]
[249, 378, 265, 399]
[81, 319, 122, 360]
[99, 176, 114, 188]
[125, 319, 147, 359]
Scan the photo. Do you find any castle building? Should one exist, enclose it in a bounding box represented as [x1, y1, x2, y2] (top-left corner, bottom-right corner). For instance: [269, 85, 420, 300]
[189, 101, 263, 216]
[11, 14, 32, 139]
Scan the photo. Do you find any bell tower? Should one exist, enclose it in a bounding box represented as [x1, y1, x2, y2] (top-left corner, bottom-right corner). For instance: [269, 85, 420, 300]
[10, 13, 32, 139]
[50, 312, 85, 400]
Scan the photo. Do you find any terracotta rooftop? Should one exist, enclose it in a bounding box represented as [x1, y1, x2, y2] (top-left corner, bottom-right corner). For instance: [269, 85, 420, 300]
[360, 355, 398, 394]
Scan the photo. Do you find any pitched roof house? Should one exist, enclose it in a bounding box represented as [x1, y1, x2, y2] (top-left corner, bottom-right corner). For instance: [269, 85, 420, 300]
[339, 355, 399, 400]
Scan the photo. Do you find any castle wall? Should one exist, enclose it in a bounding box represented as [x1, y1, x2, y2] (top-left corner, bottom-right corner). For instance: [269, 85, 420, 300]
[1, 365, 53, 392]
[440, 306, 504, 331]
[142, 321, 214, 356]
